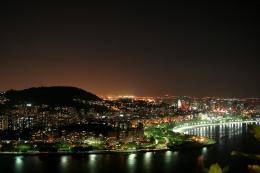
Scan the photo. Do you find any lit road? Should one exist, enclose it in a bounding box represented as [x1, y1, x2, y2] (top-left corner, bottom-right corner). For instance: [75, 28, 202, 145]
[172, 120, 260, 134]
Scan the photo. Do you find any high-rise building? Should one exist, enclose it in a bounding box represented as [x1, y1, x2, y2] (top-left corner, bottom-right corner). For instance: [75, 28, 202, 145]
[0, 115, 9, 130]
[18, 117, 34, 129]
[177, 99, 182, 109]
[0, 115, 2, 130]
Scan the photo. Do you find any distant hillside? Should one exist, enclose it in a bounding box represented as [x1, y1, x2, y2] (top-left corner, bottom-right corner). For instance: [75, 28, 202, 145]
[4, 86, 101, 107]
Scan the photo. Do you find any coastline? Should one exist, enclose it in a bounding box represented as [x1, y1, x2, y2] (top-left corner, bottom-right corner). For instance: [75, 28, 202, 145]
[0, 143, 215, 156]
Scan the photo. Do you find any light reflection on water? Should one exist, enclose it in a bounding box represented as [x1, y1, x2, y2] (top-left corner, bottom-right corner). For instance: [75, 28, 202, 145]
[128, 153, 137, 173]
[88, 154, 97, 173]
[4, 123, 260, 173]
[15, 156, 23, 165]
[143, 152, 153, 173]
[15, 156, 24, 172]
[89, 154, 97, 162]
[61, 156, 68, 166]
[185, 122, 255, 140]
[202, 147, 207, 155]
[164, 150, 172, 162]
[144, 152, 152, 165]
[60, 155, 69, 173]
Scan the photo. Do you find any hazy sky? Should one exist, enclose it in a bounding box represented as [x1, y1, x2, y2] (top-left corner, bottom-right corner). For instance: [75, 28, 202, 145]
[0, 2, 259, 97]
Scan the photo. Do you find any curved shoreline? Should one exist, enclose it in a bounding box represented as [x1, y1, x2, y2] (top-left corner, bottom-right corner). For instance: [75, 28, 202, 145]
[0, 149, 170, 155]
[3, 119, 256, 155]
[172, 120, 260, 133]
[0, 144, 214, 155]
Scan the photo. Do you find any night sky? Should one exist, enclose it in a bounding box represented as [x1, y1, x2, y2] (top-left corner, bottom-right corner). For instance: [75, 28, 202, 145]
[0, 2, 259, 97]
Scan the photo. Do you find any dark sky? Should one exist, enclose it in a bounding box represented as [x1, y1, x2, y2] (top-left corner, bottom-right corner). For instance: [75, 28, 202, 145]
[0, 2, 259, 97]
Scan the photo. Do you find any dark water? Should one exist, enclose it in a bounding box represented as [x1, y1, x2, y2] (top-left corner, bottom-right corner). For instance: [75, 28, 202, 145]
[1, 123, 260, 173]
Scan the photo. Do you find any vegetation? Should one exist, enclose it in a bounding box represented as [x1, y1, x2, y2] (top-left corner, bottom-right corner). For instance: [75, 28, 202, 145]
[204, 163, 229, 173]
[144, 122, 215, 150]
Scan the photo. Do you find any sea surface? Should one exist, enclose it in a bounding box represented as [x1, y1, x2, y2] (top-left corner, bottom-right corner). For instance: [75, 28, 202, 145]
[1, 122, 260, 173]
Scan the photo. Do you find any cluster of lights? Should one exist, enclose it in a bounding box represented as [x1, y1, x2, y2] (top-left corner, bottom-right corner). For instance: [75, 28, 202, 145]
[212, 109, 228, 113]
[104, 95, 155, 102]
[105, 95, 136, 100]
[192, 136, 205, 143]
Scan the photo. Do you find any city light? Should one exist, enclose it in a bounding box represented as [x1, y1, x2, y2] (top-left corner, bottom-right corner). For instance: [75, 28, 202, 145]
[26, 103, 32, 107]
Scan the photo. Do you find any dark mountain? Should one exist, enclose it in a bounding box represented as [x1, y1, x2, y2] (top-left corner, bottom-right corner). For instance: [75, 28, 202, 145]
[4, 86, 101, 107]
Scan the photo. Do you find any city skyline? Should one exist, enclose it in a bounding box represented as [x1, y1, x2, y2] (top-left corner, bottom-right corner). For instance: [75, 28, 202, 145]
[0, 2, 259, 173]
[1, 86, 260, 99]
[0, 2, 259, 97]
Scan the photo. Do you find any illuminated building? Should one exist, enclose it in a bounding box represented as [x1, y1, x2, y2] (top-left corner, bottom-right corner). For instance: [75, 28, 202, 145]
[178, 99, 182, 109]
[0, 115, 9, 130]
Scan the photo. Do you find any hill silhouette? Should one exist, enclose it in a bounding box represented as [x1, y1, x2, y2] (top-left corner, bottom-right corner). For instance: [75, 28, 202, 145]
[4, 86, 101, 107]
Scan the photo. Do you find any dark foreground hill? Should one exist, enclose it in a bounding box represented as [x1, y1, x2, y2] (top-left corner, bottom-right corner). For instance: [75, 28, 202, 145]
[4, 86, 101, 107]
